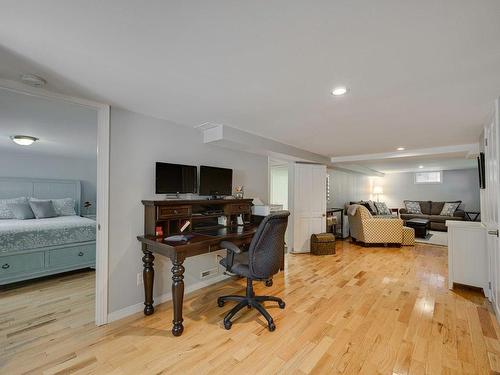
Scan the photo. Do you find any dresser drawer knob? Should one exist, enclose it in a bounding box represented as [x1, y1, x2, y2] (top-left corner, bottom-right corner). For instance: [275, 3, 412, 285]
[78, 252, 84, 257]
[173, 210, 178, 214]
[2, 263, 10, 269]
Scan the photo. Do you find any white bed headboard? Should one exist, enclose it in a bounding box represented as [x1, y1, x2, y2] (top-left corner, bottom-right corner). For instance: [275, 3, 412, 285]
[0, 177, 82, 215]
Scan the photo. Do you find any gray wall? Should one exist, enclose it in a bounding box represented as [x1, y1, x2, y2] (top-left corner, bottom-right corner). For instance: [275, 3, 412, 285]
[378, 169, 480, 211]
[0, 150, 96, 213]
[108, 108, 269, 313]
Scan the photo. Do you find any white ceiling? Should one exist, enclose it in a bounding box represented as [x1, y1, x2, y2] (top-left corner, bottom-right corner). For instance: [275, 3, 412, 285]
[0, 88, 97, 158]
[336, 152, 477, 174]
[0, 1, 499, 157]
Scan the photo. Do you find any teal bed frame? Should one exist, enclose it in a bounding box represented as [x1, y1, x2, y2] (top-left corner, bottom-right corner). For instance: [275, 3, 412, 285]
[0, 177, 96, 285]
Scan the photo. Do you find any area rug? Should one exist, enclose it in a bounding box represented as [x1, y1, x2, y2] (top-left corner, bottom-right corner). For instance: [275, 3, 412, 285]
[415, 230, 447, 246]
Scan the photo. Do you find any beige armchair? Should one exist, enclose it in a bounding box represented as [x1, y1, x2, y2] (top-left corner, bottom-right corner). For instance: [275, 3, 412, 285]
[347, 205, 415, 246]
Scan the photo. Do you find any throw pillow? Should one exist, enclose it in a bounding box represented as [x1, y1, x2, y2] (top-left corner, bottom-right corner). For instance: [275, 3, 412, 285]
[366, 200, 378, 214]
[374, 202, 392, 215]
[440, 202, 461, 217]
[52, 198, 77, 216]
[404, 201, 422, 214]
[30, 197, 77, 216]
[7, 201, 35, 220]
[0, 197, 28, 219]
[29, 200, 58, 219]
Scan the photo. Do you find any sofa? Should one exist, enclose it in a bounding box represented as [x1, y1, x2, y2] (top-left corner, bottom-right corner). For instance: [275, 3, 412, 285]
[399, 200, 464, 232]
[347, 205, 415, 246]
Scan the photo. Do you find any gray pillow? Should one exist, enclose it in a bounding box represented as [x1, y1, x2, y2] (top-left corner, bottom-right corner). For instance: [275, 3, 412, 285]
[31, 197, 76, 216]
[0, 197, 28, 219]
[29, 200, 58, 219]
[7, 201, 35, 220]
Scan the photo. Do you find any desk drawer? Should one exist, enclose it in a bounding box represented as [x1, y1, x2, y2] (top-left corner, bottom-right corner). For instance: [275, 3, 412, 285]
[158, 206, 191, 219]
[0, 252, 45, 276]
[225, 203, 251, 215]
[48, 244, 95, 268]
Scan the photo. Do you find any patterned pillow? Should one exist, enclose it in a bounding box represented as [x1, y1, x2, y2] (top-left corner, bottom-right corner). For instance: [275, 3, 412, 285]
[366, 200, 378, 214]
[0, 197, 28, 219]
[404, 201, 422, 214]
[52, 198, 77, 216]
[374, 202, 392, 215]
[440, 202, 461, 217]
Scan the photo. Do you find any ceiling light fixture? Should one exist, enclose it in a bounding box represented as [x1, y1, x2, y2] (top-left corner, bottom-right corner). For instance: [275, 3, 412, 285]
[331, 86, 348, 96]
[20, 74, 46, 87]
[418, 165, 424, 169]
[10, 135, 39, 146]
[397, 147, 405, 151]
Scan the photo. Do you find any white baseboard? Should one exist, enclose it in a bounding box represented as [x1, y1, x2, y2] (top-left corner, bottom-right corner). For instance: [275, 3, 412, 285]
[107, 273, 229, 323]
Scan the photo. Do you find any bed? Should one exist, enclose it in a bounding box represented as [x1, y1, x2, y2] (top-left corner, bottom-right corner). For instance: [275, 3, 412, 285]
[0, 178, 96, 285]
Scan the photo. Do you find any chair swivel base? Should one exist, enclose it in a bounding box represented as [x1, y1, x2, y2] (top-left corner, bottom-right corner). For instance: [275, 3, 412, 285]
[217, 279, 285, 331]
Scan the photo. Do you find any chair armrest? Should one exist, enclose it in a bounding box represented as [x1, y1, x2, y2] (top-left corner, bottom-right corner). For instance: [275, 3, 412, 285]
[453, 209, 465, 218]
[220, 241, 243, 272]
[399, 208, 407, 215]
[220, 241, 242, 254]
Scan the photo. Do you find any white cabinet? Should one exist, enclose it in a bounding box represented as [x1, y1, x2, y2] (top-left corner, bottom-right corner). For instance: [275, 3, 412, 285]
[447, 221, 489, 297]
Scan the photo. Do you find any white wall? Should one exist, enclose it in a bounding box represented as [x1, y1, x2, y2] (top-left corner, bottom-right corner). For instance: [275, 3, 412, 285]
[0, 150, 96, 213]
[374, 169, 480, 211]
[270, 165, 288, 209]
[108, 108, 269, 314]
[328, 169, 371, 209]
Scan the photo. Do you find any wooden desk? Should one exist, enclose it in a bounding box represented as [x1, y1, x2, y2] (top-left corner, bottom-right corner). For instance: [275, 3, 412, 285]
[137, 225, 257, 336]
[138, 198, 258, 336]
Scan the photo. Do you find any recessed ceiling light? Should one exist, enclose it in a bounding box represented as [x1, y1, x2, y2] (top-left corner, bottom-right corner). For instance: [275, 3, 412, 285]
[397, 147, 405, 151]
[331, 86, 348, 96]
[10, 135, 39, 146]
[418, 165, 424, 169]
[20, 74, 46, 87]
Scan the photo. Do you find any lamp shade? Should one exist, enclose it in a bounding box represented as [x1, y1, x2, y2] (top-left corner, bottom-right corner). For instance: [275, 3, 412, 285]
[373, 186, 383, 195]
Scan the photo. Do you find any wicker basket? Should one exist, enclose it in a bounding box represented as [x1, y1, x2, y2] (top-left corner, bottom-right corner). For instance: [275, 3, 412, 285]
[310, 233, 336, 255]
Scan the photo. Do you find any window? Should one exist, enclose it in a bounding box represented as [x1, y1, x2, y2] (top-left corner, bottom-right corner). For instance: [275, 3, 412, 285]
[415, 171, 442, 184]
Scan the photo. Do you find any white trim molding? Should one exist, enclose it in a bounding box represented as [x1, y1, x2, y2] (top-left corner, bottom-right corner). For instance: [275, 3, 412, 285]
[0, 78, 111, 326]
[108, 274, 229, 323]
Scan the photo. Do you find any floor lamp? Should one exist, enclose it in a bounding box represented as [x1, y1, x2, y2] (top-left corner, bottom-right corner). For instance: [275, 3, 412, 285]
[373, 186, 383, 202]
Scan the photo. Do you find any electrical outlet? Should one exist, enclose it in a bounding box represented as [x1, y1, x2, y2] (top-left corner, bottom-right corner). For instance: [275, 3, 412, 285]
[200, 267, 218, 279]
[137, 272, 143, 286]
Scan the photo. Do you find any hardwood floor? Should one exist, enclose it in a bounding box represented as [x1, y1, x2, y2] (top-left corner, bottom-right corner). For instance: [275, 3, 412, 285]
[1, 242, 500, 374]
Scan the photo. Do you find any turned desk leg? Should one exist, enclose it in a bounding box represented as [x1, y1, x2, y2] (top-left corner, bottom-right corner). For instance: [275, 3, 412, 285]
[142, 248, 155, 316]
[171, 255, 185, 336]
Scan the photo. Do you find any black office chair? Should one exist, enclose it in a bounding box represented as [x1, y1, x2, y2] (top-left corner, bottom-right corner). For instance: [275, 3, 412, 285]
[218, 211, 290, 331]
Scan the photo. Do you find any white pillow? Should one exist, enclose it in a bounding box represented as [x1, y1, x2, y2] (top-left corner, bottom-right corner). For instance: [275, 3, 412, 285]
[0, 197, 28, 219]
[30, 197, 77, 216]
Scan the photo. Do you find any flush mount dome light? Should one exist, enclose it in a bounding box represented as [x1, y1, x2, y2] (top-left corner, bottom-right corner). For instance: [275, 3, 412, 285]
[10, 135, 39, 146]
[331, 86, 348, 96]
[418, 165, 424, 169]
[397, 147, 405, 151]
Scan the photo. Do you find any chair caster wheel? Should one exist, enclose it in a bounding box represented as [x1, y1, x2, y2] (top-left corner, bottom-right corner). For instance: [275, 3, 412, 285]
[224, 321, 232, 330]
[265, 279, 273, 287]
[278, 301, 286, 309]
[268, 322, 276, 332]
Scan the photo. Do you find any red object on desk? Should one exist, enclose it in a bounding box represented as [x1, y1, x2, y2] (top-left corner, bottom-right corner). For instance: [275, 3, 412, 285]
[155, 226, 163, 237]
